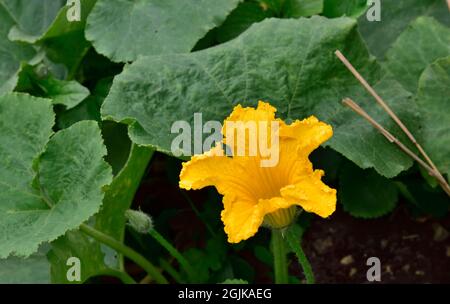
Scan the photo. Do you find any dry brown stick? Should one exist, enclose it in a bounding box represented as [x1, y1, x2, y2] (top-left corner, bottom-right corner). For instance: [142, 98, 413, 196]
[335, 50, 450, 195]
[343, 98, 450, 197]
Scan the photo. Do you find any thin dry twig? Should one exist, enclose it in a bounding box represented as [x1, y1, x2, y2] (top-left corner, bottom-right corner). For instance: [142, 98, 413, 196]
[335, 50, 450, 197]
[342, 98, 450, 197]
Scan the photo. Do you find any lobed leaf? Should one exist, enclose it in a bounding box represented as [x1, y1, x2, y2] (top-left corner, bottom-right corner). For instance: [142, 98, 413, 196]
[102, 17, 419, 178]
[385, 16, 450, 93]
[85, 0, 241, 62]
[0, 93, 112, 258]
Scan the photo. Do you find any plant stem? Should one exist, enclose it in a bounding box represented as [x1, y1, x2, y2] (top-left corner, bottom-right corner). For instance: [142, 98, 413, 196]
[79, 224, 168, 284]
[148, 229, 196, 282]
[285, 228, 315, 284]
[271, 229, 289, 284]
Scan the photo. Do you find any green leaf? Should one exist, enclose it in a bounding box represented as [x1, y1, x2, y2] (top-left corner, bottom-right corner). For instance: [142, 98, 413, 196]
[57, 77, 112, 129]
[339, 162, 398, 218]
[85, 0, 241, 62]
[416, 56, 450, 181]
[38, 0, 96, 42]
[0, 4, 35, 94]
[37, 0, 97, 77]
[48, 142, 153, 283]
[216, 1, 270, 43]
[0, 245, 51, 283]
[323, 0, 367, 18]
[102, 16, 418, 178]
[358, 0, 450, 59]
[2, 0, 65, 43]
[17, 64, 89, 109]
[37, 76, 89, 109]
[0, 94, 112, 258]
[283, 0, 323, 17]
[385, 17, 450, 93]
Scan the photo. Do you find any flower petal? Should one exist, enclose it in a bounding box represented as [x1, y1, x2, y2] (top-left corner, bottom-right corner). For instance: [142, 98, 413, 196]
[280, 170, 336, 218]
[280, 116, 333, 157]
[221, 195, 264, 243]
[222, 101, 282, 157]
[179, 144, 254, 198]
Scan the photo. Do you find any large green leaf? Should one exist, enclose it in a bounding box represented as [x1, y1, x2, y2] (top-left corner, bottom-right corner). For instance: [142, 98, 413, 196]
[416, 56, 450, 181]
[0, 4, 35, 94]
[1, 0, 65, 43]
[85, 0, 241, 62]
[48, 141, 153, 283]
[102, 17, 418, 178]
[323, 0, 367, 18]
[385, 17, 450, 93]
[339, 161, 398, 218]
[0, 245, 51, 283]
[46, 122, 150, 284]
[358, 0, 450, 59]
[0, 94, 112, 258]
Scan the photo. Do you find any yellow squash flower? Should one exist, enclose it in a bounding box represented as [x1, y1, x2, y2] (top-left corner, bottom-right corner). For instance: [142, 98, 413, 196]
[179, 101, 336, 243]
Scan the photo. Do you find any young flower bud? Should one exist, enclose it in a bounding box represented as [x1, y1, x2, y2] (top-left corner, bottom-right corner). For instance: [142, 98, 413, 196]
[125, 209, 153, 234]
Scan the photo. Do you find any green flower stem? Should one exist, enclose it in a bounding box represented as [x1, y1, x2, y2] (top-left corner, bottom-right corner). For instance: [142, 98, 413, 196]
[285, 228, 315, 284]
[79, 223, 168, 284]
[271, 229, 289, 284]
[148, 229, 196, 282]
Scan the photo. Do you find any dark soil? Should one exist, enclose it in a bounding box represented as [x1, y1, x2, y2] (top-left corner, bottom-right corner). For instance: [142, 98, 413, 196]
[301, 206, 450, 283]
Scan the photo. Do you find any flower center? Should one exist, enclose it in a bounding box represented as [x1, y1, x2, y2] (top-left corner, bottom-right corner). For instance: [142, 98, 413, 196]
[263, 206, 297, 229]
